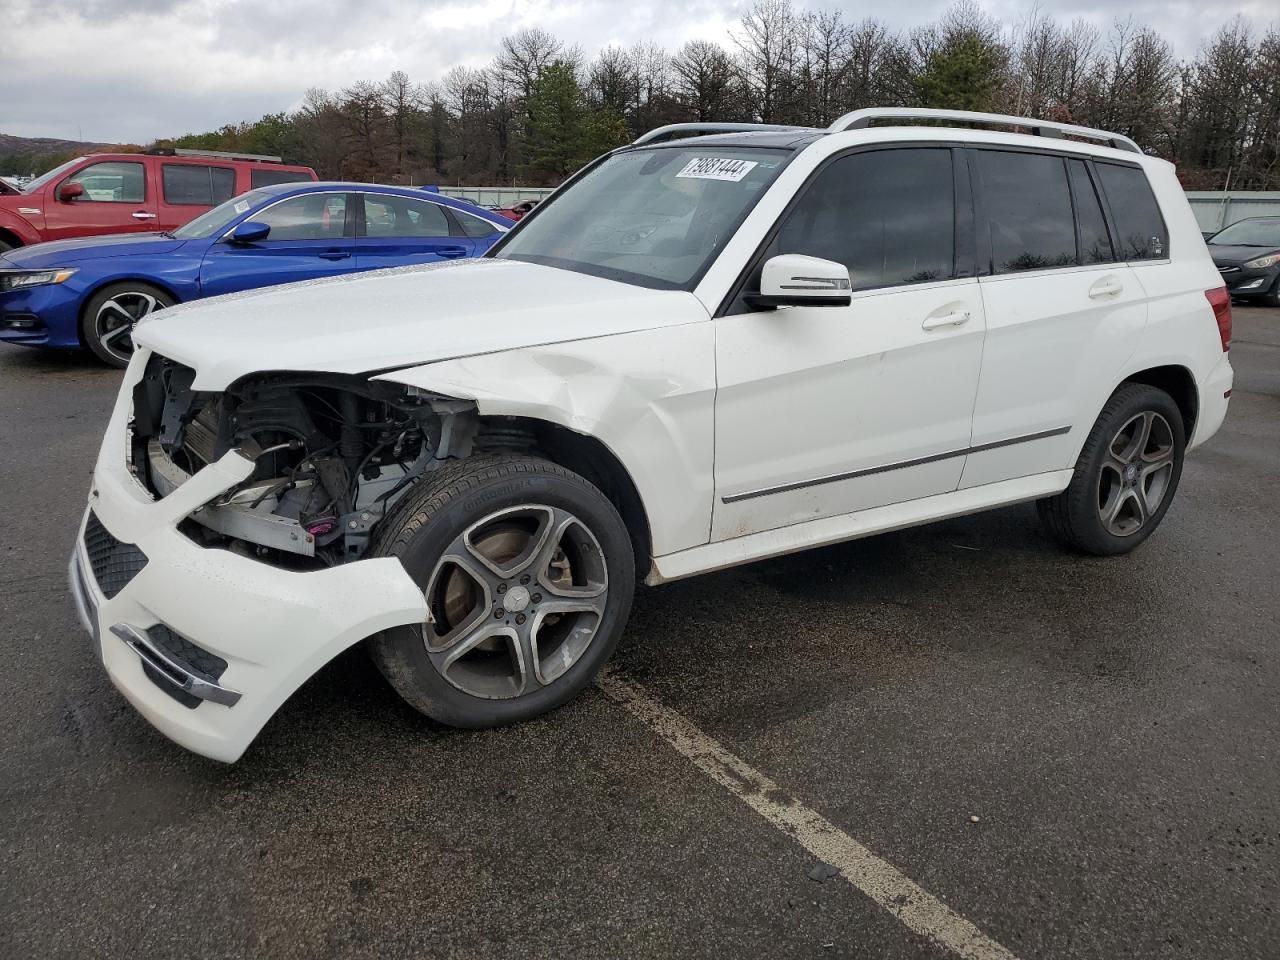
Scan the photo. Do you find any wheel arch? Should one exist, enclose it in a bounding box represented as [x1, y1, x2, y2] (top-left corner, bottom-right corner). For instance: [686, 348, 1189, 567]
[1120, 364, 1198, 439]
[0, 226, 25, 250]
[474, 415, 654, 578]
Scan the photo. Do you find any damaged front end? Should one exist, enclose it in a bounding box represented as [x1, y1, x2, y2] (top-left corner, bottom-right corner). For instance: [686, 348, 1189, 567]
[128, 353, 480, 566]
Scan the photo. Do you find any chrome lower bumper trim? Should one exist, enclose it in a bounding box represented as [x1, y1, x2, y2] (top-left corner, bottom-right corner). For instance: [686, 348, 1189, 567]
[109, 623, 242, 707]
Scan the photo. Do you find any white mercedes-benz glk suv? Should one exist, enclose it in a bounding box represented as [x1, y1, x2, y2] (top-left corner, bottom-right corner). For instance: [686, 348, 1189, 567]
[70, 109, 1233, 762]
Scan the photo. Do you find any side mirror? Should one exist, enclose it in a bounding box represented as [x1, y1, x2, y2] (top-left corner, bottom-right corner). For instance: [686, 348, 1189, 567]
[228, 221, 271, 243]
[57, 182, 85, 203]
[746, 254, 852, 309]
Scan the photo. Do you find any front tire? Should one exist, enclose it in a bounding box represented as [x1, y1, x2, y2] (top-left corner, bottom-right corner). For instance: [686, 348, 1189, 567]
[369, 455, 635, 728]
[1037, 383, 1185, 555]
[81, 281, 174, 368]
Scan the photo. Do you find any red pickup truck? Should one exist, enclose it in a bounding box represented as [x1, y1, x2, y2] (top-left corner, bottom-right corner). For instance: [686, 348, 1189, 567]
[0, 149, 316, 251]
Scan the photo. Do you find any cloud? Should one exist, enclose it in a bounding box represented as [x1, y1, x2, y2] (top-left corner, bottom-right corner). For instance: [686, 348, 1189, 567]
[3, 0, 1275, 143]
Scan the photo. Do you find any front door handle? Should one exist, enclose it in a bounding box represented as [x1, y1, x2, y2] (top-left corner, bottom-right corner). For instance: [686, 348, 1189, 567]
[132, 211, 157, 220]
[1089, 276, 1124, 299]
[436, 246, 468, 259]
[922, 310, 970, 331]
[318, 250, 351, 261]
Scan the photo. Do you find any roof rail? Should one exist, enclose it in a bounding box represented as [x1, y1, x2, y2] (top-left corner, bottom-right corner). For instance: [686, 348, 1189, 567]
[634, 122, 813, 146]
[144, 147, 285, 164]
[827, 108, 1141, 154]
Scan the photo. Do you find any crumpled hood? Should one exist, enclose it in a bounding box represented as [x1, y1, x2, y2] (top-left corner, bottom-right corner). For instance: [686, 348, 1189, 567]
[2, 232, 190, 267]
[134, 258, 709, 390]
[1209, 243, 1280, 266]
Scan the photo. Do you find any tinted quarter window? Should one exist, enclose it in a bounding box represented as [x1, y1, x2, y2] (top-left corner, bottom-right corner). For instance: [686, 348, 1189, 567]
[251, 169, 313, 189]
[1095, 163, 1168, 260]
[1068, 160, 1115, 265]
[770, 148, 955, 291]
[975, 150, 1076, 273]
[210, 166, 236, 204]
[66, 161, 145, 203]
[163, 164, 235, 205]
[455, 211, 500, 238]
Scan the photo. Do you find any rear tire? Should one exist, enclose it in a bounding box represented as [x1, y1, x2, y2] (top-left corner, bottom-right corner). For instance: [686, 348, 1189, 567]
[369, 455, 635, 728]
[1037, 383, 1185, 555]
[80, 281, 174, 368]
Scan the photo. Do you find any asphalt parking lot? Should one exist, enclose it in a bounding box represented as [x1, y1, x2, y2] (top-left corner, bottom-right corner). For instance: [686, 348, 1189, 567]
[2, 305, 1277, 960]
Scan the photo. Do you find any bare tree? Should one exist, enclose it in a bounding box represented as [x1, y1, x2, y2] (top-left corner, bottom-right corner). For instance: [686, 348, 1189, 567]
[733, 0, 801, 122]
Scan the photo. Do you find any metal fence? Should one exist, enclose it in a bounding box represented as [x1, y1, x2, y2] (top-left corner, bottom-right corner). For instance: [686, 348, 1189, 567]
[1186, 192, 1280, 234]
[435, 186, 557, 208]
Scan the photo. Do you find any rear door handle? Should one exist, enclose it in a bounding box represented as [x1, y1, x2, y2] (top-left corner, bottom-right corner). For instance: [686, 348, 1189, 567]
[132, 211, 157, 220]
[318, 250, 351, 261]
[922, 310, 970, 331]
[436, 246, 468, 259]
[1089, 276, 1124, 299]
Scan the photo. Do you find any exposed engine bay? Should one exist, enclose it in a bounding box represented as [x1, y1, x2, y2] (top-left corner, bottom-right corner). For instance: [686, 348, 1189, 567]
[127, 353, 504, 566]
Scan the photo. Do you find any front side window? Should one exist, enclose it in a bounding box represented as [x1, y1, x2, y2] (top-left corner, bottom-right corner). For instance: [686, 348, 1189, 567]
[1095, 163, 1167, 260]
[254, 193, 348, 241]
[363, 195, 451, 237]
[66, 161, 145, 203]
[974, 150, 1076, 274]
[767, 148, 955, 291]
[495, 146, 791, 289]
[162, 164, 236, 206]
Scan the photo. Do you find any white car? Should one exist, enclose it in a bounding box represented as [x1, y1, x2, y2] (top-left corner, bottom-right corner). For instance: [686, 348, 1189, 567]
[71, 109, 1234, 762]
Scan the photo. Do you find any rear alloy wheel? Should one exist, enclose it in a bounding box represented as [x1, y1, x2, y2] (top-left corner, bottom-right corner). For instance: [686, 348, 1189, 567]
[81, 282, 174, 368]
[1037, 383, 1185, 555]
[369, 455, 635, 728]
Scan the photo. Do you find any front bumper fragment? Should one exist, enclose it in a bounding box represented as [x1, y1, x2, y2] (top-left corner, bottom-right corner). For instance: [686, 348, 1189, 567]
[69, 347, 430, 763]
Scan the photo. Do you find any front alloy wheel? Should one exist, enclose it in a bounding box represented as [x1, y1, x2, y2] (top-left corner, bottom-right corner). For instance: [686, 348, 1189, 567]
[369, 455, 635, 728]
[82, 282, 173, 367]
[424, 504, 610, 699]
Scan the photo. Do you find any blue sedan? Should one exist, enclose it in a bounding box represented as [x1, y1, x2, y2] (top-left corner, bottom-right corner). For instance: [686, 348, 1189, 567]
[0, 182, 513, 366]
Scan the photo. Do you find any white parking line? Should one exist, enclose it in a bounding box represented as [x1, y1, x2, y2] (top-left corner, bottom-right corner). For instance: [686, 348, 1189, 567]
[597, 672, 1020, 960]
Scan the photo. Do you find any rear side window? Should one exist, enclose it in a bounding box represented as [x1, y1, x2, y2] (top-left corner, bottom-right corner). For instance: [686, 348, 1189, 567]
[251, 168, 313, 189]
[363, 195, 451, 237]
[163, 164, 236, 206]
[769, 148, 955, 291]
[1067, 160, 1115, 265]
[1095, 163, 1168, 260]
[974, 150, 1075, 273]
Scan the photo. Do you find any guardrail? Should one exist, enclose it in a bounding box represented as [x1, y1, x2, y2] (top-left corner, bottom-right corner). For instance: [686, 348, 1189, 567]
[1187, 192, 1280, 233]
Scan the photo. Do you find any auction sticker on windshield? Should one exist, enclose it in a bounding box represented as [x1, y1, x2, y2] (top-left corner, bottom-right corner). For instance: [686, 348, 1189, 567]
[676, 157, 758, 182]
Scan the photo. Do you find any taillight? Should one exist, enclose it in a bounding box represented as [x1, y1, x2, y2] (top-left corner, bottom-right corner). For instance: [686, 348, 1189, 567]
[1205, 287, 1231, 351]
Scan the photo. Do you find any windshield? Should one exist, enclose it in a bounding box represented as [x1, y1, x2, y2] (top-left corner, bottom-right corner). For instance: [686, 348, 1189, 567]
[1210, 219, 1280, 247]
[494, 146, 791, 289]
[21, 158, 84, 195]
[173, 190, 269, 239]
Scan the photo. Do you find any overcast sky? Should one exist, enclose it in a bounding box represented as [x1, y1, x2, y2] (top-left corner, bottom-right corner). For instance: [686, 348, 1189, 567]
[4, 0, 1276, 144]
